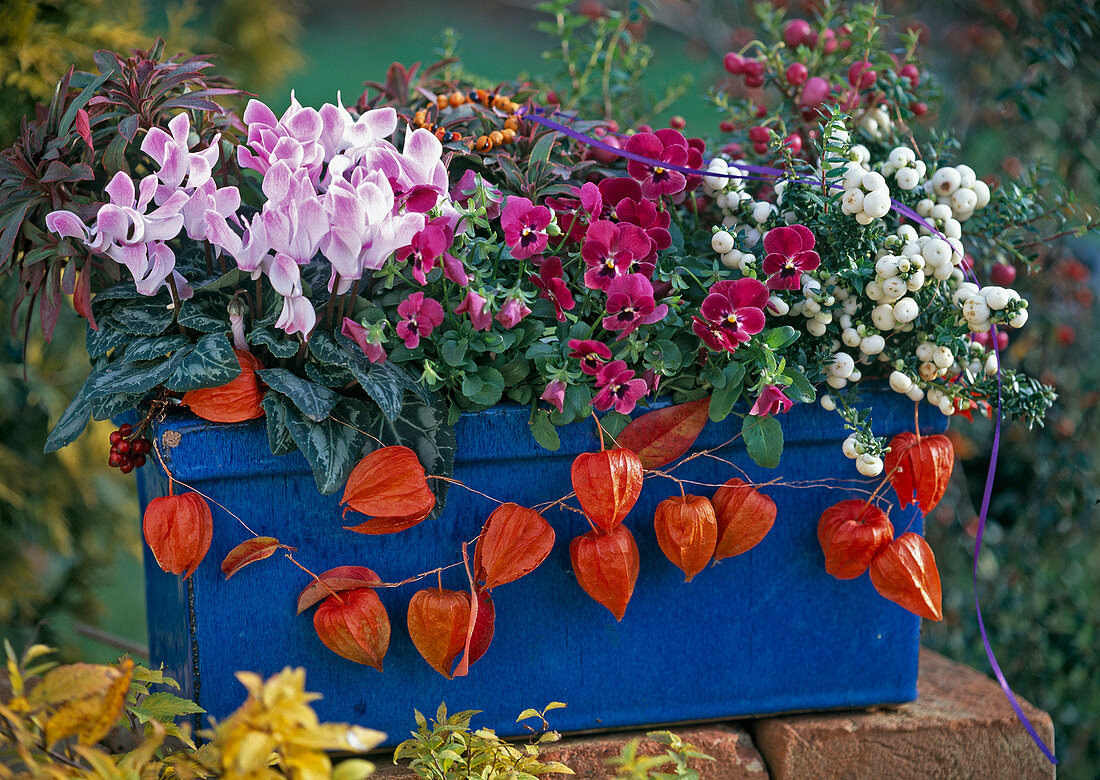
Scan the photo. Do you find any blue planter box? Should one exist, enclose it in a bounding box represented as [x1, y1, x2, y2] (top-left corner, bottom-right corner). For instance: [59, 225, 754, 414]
[137, 389, 945, 744]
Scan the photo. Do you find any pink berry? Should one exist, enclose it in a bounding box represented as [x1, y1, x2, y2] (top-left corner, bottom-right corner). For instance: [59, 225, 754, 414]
[719, 120, 735, 132]
[742, 60, 764, 79]
[911, 101, 929, 116]
[744, 74, 765, 88]
[783, 134, 803, 154]
[821, 29, 838, 54]
[669, 115, 686, 129]
[799, 76, 830, 107]
[748, 125, 770, 142]
[783, 19, 813, 48]
[753, 141, 769, 155]
[848, 61, 876, 90]
[723, 52, 745, 74]
[786, 62, 808, 86]
[754, 104, 767, 118]
[899, 64, 920, 88]
[991, 263, 1017, 286]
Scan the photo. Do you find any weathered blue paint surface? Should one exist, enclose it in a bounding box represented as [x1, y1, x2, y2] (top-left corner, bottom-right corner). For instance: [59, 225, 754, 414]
[138, 389, 946, 744]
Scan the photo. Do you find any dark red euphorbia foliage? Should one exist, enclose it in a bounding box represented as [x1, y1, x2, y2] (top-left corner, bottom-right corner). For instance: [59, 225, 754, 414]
[313, 586, 391, 670]
[870, 533, 943, 621]
[183, 349, 265, 423]
[710, 478, 777, 560]
[653, 495, 718, 582]
[570, 448, 644, 532]
[817, 499, 894, 580]
[884, 432, 954, 513]
[473, 503, 555, 589]
[570, 524, 640, 621]
[142, 491, 213, 579]
[341, 446, 435, 533]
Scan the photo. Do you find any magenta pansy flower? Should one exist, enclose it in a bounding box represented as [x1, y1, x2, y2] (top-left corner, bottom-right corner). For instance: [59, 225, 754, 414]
[602, 274, 668, 339]
[341, 318, 388, 364]
[501, 196, 553, 260]
[396, 221, 454, 285]
[623, 130, 689, 199]
[750, 385, 795, 417]
[761, 224, 820, 290]
[456, 290, 492, 331]
[581, 220, 652, 290]
[395, 292, 444, 349]
[541, 379, 567, 413]
[692, 278, 769, 353]
[592, 360, 648, 415]
[614, 196, 671, 264]
[568, 339, 613, 376]
[531, 256, 575, 321]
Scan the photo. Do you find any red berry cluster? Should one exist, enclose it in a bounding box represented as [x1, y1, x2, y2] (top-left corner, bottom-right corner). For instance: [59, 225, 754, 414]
[108, 423, 151, 474]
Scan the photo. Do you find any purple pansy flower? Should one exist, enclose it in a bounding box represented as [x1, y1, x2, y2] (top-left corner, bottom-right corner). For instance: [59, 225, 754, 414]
[623, 130, 689, 199]
[761, 225, 820, 290]
[692, 278, 769, 353]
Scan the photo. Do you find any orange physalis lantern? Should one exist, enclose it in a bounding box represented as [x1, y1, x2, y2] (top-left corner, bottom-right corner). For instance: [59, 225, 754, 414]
[653, 495, 718, 582]
[710, 478, 777, 560]
[142, 491, 214, 579]
[341, 446, 436, 533]
[817, 499, 894, 580]
[473, 503, 555, 589]
[313, 587, 391, 670]
[406, 587, 472, 679]
[570, 448, 644, 532]
[569, 524, 640, 621]
[182, 349, 265, 423]
[870, 532, 943, 621]
[884, 432, 954, 513]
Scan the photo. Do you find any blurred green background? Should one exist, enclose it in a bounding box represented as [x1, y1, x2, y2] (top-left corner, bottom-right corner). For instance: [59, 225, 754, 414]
[1, 0, 1097, 774]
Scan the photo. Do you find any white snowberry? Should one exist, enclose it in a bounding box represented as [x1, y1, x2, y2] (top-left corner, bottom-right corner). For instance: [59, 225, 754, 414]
[860, 334, 885, 355]
[856, 454, 884, 477]
[842, 436, 859, 459]
[893, 297, 919, 323]
[889, 371, 914, 393]
[932, 167, 962, 196]
[711, 230, 735, 254]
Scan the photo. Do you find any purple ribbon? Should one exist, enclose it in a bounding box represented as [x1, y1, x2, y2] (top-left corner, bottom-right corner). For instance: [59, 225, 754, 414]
[524, 108, 1058, 764]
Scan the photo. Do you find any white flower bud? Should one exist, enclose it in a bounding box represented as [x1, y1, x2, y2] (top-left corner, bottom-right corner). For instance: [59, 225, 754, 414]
[894, 167, 919, 190]
[889, 146, 916, 168]
[931, 203, 954, 221]
[985, 354, 1000, 374]
[862, 171, 887, 191]
[842, 188, 865, 214]
[939, 396, 956, 416]
[926, 387, 944, 406]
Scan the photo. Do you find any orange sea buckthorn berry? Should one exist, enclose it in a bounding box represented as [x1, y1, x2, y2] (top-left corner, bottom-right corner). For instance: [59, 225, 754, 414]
[492, 95, 509, 110]
[451, 131, 462, 142]
[436, 94, 449, 110]
[449, 92, 466, 108]
[505, 101, 520, 113]
[413, 109, 427, 125]
[489, 130, 504, 146]
[475, 135, 493, 152]
[504, 116, 520, 131]
[501, 128, 516, 144]
[435, 127, 447, 140]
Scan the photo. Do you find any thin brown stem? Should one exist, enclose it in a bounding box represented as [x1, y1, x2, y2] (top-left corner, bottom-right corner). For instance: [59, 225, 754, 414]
[284, 554, 345, 606]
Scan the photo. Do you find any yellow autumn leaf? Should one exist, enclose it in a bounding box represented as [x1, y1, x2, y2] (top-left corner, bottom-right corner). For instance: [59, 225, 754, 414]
[43, 658, 133, 747]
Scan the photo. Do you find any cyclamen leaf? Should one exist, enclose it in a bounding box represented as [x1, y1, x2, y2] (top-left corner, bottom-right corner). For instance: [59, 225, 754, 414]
[473, 504, 555, 589]
[570, 524, 640, 621]
[83, 352, 186, 400]
[249, 325, 300, 358]
[297, 566, 383, 615]
[177, 295, 232, 334]
[44, 388, 91, 453]
[617, 398, 711, 469]
[221, 537, 293, 579]
[281, 397, 370, 495]
[102, 299, 175, 335]
[165, 333, 240, 392]
[261, 393, 297, 456]
[257, 368, 339, 422]
[124, 335, 189, 362]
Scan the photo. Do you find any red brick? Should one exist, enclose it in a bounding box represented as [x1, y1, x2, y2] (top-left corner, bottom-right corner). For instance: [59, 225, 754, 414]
[751, 648, 1055, 779]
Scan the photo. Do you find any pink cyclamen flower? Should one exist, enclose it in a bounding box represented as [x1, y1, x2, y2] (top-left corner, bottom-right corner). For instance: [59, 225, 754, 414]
[395, 292, 444, 349]
[541, 379, 567, 413]
[750, 385, 794, 417]
[692, 278, 769, 353]
[456, 290, 492, 331]
[623, 130, 689, 199]
[592, 360, 648, 415]
[501, 195, 553, 260]
[761, 224, 820, 290]
[602, 274, 668, 339]
[496, 295, 532, 329]
[568, 339, 612, 376]
[581, 220, 653, 290]
[342, 317, 388, 363]
[531, 256, 575, 321]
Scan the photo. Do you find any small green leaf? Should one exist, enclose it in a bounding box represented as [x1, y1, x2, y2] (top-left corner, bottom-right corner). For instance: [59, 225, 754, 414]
[257, 369, 339, 422]
[164, 333, 239, 392]
[709, 362, 746, 422]
[177, 295, 230, 334]
[103, 300, 175, 336]
[130, 691, 205, 724]
[86, 323, 129, 359]
[529, 409, 561, 451]
[764, 326, 800, 350]
[124, 335, 189, 362]
[781, 368, 817, 404]
[742, 415, 784, 468]
[440, 338, 468, 367]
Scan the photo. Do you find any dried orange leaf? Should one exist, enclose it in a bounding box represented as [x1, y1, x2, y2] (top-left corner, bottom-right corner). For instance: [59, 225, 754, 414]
[617, 398, 711, 469]
[221, 536, 294, 580]
[297, 566, 383, 615]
